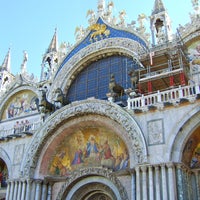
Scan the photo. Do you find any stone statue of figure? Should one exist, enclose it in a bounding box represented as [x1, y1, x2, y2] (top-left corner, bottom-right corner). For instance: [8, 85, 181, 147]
[21, 50, 28, 74]
[23, 51, 28, 64]
[118, 10, 126, 26]
[192, 0, 199, 7]
[137, 13, 147, 34]
[86, 9, 96, 25]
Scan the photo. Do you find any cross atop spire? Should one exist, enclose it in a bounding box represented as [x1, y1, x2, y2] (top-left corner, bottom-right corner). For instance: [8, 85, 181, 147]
[152, 0, 166, 15]
[1, 48, 11, 72]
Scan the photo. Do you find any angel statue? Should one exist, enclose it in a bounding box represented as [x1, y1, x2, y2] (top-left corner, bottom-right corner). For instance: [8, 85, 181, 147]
[75, 26, 85, 42]
[21, 50, 28, 74]
[86, 9, 96, 25]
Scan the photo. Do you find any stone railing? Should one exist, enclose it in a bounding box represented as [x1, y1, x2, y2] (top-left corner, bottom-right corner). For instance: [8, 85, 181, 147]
[127, 84, 200, 111]
[0, 121, 42, 140]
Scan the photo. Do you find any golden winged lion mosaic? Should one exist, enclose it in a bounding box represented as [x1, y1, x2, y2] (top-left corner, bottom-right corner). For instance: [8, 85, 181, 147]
[88, 23, 110, 41]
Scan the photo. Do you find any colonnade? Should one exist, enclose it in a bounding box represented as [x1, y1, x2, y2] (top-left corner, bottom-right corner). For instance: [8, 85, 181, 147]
[6, 179, 53, 200]
[4, 163, 200, 200]
[133, 163, 200, 200]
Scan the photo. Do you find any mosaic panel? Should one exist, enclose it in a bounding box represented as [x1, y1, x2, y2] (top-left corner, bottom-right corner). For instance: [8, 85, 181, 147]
[48, 127, 129, 175]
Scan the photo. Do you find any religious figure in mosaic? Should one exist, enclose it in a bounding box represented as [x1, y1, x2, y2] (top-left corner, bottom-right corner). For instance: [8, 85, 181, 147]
[48, 128, 129, 175]
[191, 145, 200, 168]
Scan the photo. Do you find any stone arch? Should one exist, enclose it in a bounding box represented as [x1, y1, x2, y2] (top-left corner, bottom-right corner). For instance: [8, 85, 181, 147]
[168, 107, 200, 162]
[21, 99, 147, 178]
[56, 168, 128, 200]
[50, 37, 147, 98]
[0, 147, 11, 177]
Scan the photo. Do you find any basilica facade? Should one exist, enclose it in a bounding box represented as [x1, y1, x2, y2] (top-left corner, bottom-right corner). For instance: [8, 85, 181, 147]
[0, 0, 200, 199]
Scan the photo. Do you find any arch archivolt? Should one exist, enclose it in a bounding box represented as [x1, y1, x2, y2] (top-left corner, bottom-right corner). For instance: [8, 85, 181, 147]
[50, 37, 147, 98]
[56, 168, 128, 200]
[168, 107, 200, 162]
[21, 99, 147, 178]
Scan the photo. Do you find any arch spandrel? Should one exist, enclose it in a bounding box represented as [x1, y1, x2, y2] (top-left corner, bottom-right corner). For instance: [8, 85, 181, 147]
[21, 99, 147, 178]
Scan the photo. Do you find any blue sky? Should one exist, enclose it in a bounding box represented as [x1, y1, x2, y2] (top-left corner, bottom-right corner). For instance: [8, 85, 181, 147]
[0, 0, 193, 78]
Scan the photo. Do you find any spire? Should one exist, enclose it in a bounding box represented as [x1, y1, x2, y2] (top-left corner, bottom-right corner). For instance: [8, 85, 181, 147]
[152, 0, 166, 15]
[1, 48, 11, 72]
[46, 28, 58, 54]
[150, 0, 172, 45]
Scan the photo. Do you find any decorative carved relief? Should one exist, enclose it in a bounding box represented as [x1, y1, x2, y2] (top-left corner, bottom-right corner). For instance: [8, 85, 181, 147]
[147, 119, 164, 145]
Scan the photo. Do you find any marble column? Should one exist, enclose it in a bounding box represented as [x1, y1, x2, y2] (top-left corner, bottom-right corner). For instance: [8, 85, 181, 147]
[9, 180, 15, 200]
[131, 170, 136, 200]
[167, 163, 177, 200]
[13, 180, 19, 200]
[176, 164, 184, 200]
[161, 164, 168, 200]
[141, 166, 147, 200]
[31, 181, 36, 200]
[148, 165, 154, 200]
[35, 179, 42, 200]
[5, 181, 11, 200]
[21, 180, 27, 200]
[194, 171, 200, 200]
[25, 179, 32, 200]
[135, 166, 141, 200]
[17, 181, 22, 200]
[41, 181, 48, 200]
[47, 182, 53, 200]
[155, 166, 161, 200]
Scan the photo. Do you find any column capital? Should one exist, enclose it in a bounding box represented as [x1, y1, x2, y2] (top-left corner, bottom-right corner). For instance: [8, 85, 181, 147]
[154, 165, 160, 171]
[166, 162, 174, 169]
[141, 166, 147, 172]
[34, 179, 43, 184]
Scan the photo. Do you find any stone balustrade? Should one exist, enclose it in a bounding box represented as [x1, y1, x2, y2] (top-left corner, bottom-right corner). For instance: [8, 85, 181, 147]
[0, 121, 41, 140]
[127, 83, 200, 111]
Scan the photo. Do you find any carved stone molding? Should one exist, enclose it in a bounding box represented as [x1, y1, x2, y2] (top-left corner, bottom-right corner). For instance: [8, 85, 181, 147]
[56, 167, 128, 200]
[50, 37, 147, 97]
[21, 99, 147, 178]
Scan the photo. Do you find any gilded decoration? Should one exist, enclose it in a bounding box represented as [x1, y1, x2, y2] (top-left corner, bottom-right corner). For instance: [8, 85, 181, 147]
[88, 23, 110, 41]
[48, 127, 129, 175]
[2, 91, 38, 120]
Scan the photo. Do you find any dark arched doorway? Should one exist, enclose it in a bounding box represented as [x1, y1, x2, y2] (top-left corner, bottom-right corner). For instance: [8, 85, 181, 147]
[0, 158, 8, 200]
[68, 182, 116, 200]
